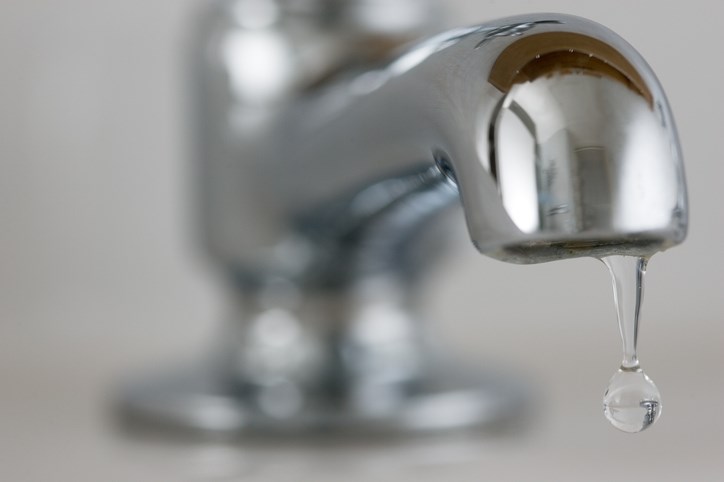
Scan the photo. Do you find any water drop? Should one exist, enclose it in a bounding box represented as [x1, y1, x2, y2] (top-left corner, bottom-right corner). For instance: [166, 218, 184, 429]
[601, 255, 662, 433]
[603, 368, 662, 433]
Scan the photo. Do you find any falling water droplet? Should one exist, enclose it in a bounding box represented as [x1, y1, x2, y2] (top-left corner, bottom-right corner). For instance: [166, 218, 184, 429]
[601, 255, 662, 433]
[603, 368, 662, 433]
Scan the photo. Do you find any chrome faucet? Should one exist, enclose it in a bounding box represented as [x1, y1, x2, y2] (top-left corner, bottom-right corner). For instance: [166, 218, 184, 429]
[121, 1, 687, 434]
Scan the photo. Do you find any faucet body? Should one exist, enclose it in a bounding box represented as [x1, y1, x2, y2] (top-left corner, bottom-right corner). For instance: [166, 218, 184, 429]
[121, 1, 687, 434]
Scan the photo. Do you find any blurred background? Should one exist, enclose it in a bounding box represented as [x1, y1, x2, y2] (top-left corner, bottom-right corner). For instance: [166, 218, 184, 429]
[1, 0, 722, 480]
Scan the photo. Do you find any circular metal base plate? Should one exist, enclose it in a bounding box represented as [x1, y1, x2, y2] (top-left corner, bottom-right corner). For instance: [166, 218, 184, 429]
[117, 361, 529, 437]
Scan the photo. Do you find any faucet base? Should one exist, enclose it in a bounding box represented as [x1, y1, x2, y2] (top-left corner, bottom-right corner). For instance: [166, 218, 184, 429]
[118, 360, 528, 436]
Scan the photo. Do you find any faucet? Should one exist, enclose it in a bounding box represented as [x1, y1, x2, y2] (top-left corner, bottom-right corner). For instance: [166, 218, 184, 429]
[121, 0, 687, 434]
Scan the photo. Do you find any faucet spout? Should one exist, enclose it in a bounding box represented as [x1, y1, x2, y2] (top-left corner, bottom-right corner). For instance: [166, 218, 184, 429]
[120, 8, 688, 435]
[203, 13, 687, 283]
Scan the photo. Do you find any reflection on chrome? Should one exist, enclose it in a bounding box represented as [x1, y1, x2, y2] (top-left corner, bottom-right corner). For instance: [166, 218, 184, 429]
[223, 30, 293, 105]
[120, 1, 688, 435]
[492, 73, 680, 236]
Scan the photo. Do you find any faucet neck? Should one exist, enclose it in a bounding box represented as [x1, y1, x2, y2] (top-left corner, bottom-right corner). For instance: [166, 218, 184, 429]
[197, 11, 687, 278]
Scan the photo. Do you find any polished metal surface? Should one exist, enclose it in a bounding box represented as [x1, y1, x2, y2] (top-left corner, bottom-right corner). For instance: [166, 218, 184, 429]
[121, 0, 687, 434]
